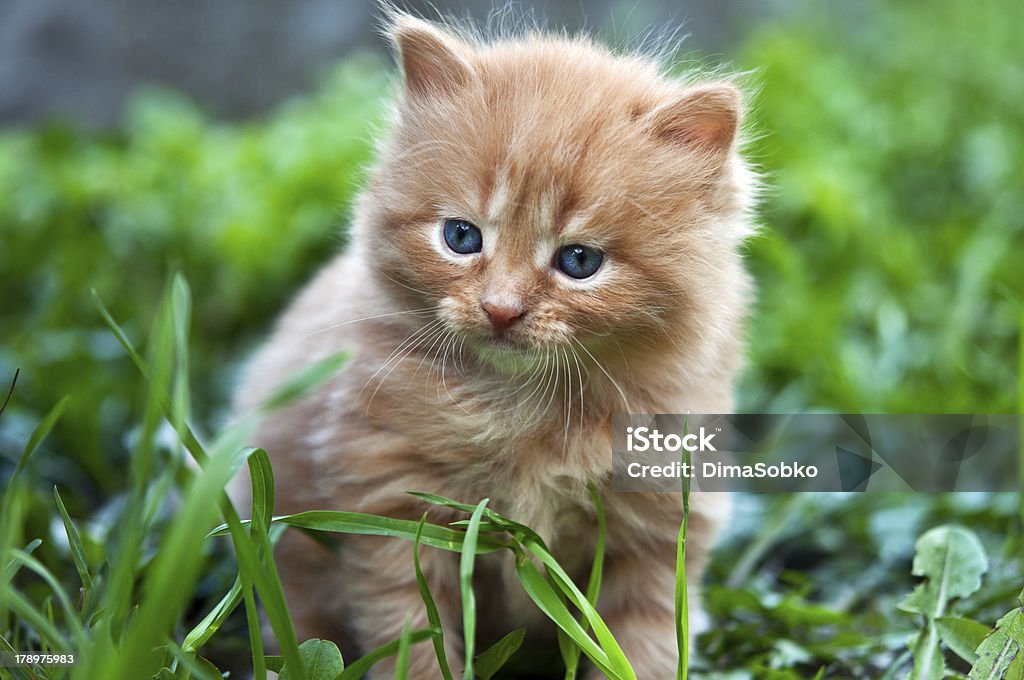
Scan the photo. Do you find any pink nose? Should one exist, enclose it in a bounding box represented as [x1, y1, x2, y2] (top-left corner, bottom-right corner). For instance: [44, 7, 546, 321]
[481, 301, 524, 331]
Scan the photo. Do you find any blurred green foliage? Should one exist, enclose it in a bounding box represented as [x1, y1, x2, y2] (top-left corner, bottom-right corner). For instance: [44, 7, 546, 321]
[738, 2, 1023, 413]
[1, 57, 386, 496]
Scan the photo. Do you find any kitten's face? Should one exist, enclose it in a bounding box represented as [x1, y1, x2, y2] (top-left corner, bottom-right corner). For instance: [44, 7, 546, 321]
[361, 17, 754, 370]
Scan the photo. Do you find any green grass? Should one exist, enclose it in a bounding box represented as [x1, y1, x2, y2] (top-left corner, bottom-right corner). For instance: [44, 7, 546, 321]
[0, 277, 637, 679]
[0, 276, 1021, 679]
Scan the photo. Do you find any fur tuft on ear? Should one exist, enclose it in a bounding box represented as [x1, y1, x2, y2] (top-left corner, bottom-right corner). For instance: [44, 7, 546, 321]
[645, 83, 742, 155]
[388, 14, 475, 98]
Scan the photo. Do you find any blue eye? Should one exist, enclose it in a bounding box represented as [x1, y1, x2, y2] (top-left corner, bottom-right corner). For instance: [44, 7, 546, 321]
[556, 245, 604, 279]
[443, 219, 482, 254]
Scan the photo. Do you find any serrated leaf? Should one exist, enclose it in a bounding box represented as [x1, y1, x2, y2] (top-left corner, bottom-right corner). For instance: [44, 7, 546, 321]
[899, 526, 988, 619]
[474, 627, 526, 680]
[937, 617, 991, 665]
[279, 639, 344, 680]
[970, 609, 1024, 680]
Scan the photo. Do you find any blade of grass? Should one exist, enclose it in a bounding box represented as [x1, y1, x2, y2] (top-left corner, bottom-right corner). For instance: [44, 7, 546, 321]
[243, 574, 267, 680]
[460, 499, 488, 680]
[97, 424, 240, 678]
[3, 586, 69, 650]
[396, 617, 413, 680]
[408, 492, 546, 545]
[337, 629, 437, 680]
[412, 492, 632, 678]
[0, 632, 35, 680]
[221, 454, 305, 680]
[207, 510, 506, 554]
[102, 288, 176, 642]
[163, 639, 223, 680]
[243, 448, 276, 680]
[1, 550, 88, 647]
[182, 577, 243, 653]
[94, 286, 306, 678]
[414, 514, 454, 680]
[53, 487, 94, 594]
[262, 351, 352, 411]
[560, 483, 607, 680]
[584, 483, 606, 607]
[511, 550, 619, 679]
[474, 627, 526, 680]
[675, 418, 692, 680]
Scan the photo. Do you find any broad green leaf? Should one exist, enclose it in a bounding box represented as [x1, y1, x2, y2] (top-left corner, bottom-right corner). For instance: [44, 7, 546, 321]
[936, 616, 991, 665]
[474, 627, 526, 680]
[279, 639, 345, 680]
[899, 526, 988, 619]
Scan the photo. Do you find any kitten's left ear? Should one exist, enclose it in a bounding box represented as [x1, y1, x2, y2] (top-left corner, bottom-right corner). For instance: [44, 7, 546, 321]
[388, 14, 475, 99]
[645, 83, 742, 158]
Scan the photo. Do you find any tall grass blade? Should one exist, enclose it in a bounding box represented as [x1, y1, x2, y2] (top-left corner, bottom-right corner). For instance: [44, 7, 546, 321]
[182, 577, 243, 653]
[511, 552, 618, 679]
[207, 510, 507, 554]
[460, 499, 489, 680]
[53, 487, 93, 593]
[676, 417, 692, 680]
[2, 550, 88, 647]
[396, 617, 413, 680]
[262, 351, 351, 412]
[97, 424, 239, 678]
[7, 396, 68, 488]
[560, 483, 607, 680]
[414, 514, 454, 680]
[221, 450, 306, 680]
[519, 539, 633, 679]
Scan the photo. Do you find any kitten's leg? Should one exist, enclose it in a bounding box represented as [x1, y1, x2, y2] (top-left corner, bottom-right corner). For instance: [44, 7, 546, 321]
[583, 494, 724, 679]
[334, 534, 464, 680]
[582, 547, 683, 679]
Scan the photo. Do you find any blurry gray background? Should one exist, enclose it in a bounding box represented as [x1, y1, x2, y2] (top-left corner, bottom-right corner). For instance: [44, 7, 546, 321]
[0, 0, 782, 127]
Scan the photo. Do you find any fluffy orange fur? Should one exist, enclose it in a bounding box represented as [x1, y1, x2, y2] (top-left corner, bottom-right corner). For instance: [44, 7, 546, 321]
[232, 11, 756, 678]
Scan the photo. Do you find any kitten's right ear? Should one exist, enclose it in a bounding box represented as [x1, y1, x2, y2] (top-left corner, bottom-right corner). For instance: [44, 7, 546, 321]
[644, 83, 742, 159]
[387, 14, 475, 99]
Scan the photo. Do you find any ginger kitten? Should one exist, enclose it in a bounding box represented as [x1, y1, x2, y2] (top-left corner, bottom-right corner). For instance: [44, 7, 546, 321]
[233, 11, 756, 678]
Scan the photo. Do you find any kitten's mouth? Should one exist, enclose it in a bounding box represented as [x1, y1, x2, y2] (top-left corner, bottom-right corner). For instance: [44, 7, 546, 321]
[467, 333, 545, 371]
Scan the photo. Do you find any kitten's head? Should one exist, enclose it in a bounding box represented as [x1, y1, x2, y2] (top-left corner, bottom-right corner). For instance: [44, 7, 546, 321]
[357, 13, 755, 376]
